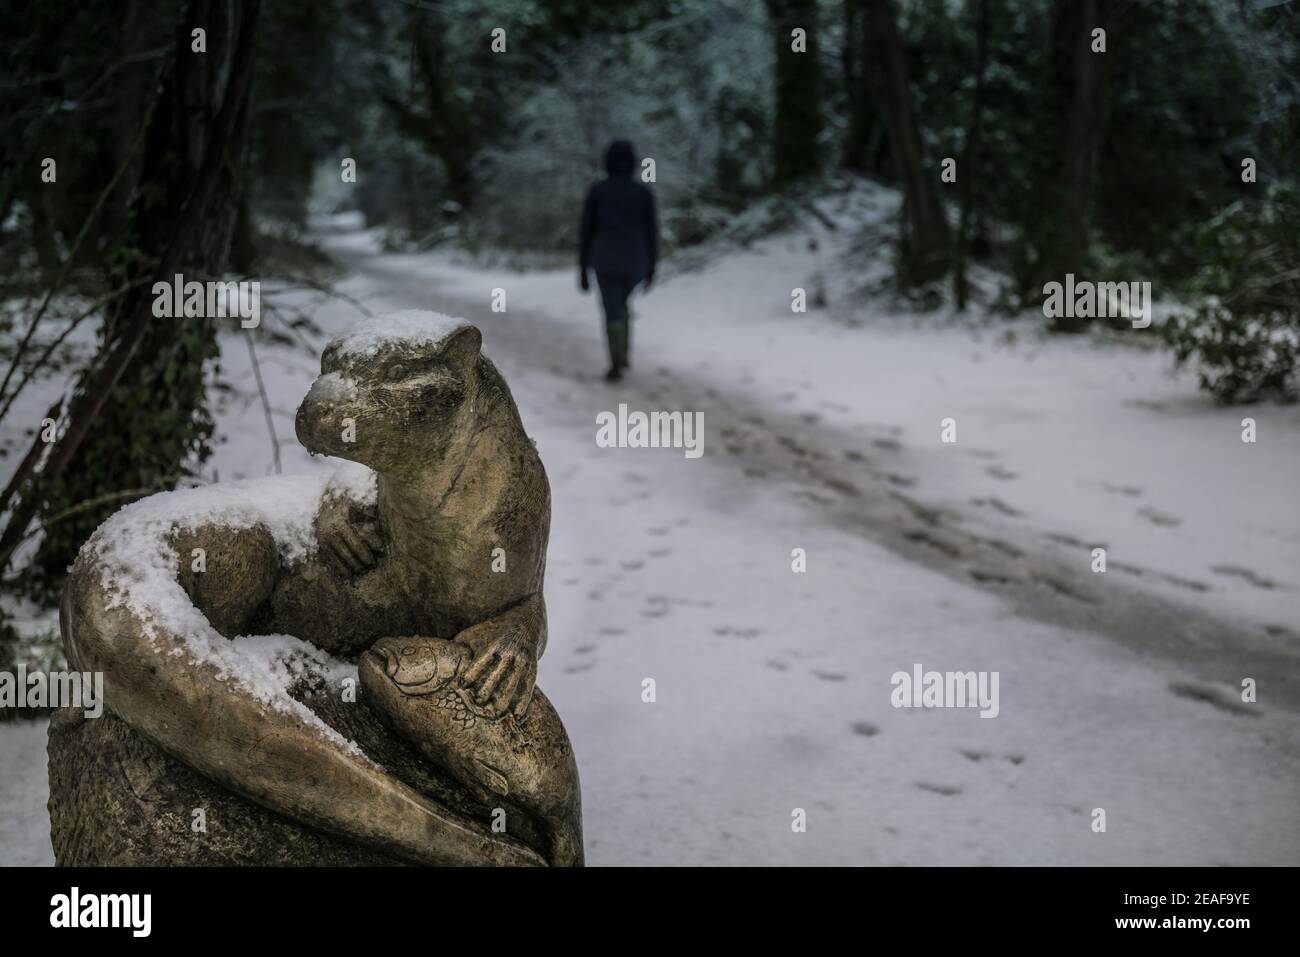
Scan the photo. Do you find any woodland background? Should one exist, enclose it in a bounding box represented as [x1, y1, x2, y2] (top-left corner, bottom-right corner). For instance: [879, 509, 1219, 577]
[1, 0, 1297, 658]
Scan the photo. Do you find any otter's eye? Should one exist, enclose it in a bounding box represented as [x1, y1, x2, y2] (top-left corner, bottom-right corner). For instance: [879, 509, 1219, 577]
[388, 360, 427, 381]
[402, 647, 415, 656]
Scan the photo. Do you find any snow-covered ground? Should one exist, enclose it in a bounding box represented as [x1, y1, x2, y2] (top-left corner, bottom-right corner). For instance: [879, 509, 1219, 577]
[412, 186, 1300, 634]
[3, 192, 1298, 865]
[0, 720, 50, 866]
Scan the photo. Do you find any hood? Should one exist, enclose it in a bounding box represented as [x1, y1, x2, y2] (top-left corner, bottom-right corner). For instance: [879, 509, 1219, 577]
[604, 140, 636, 176]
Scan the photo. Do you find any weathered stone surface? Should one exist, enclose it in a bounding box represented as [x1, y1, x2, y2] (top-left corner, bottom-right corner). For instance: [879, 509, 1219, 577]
[48, 709, 405, 866]
[48, 313, 581, 866]
[47, 659, 561, 865]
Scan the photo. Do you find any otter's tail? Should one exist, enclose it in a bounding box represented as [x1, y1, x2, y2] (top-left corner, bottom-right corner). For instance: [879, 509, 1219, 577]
[548, 815, 586, 867]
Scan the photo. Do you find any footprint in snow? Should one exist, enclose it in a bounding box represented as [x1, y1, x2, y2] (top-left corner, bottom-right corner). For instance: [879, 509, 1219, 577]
[972, 496, 1024, 518]
[1210, 564, 1280, 590]
[713, 626, 761, 639]
[969, 568, 1018, 586]
[1138, 506, 1182, 527]
[1033, 575, 1094, 603]
[1046, 531, 1088, 548]
[1154, 571, 1211, 593]
[1102, 481, 1144, 497]
[1168, 681, 1260, 717]
[904, 529, 964, 560]
[823, 477, 862, 497]
[962, 750, 1025, 765]
[916, 782, 962, 796]
[641, 595, 670, 618]
[976, 535, 1024, 558]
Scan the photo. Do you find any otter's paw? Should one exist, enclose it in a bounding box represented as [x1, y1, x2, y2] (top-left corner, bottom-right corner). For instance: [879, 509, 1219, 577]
[316, 498, 384, 577]
[460, 629, 538, 720]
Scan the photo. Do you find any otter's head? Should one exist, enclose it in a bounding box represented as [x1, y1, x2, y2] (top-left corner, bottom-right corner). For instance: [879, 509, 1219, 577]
[296, 312, 483, 474]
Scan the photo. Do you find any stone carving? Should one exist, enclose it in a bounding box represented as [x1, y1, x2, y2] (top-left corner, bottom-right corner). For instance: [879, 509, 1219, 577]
[49, 311, 582, 866]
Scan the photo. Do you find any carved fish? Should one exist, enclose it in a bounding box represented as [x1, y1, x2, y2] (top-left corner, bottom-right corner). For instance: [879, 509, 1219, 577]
[360, 635, 583, 865]
[374, 638, 473, 696]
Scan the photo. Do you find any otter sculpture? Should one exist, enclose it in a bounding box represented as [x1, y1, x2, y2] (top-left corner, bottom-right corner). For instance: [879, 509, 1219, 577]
[48, 311, 582, 866]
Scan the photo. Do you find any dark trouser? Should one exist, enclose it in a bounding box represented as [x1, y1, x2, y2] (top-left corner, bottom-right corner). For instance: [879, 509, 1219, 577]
[596, 272, 642, 370]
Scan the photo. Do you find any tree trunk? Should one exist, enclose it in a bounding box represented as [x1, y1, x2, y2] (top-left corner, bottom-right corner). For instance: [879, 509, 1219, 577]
[865, 0, 952, 285]
[384, 7, 484, 214]
[841, 0, 878, 173]
[104, 0, 148, 247]
[0, 0, 262, 581]
[767, 0, 823, 185]
[954, 0, 992, 310]
[1042, 0, 1111, 330]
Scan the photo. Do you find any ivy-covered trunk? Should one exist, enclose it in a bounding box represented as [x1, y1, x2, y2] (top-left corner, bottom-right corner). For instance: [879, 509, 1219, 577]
[27, 322, 219, 603]
[4, 0, 260, 600]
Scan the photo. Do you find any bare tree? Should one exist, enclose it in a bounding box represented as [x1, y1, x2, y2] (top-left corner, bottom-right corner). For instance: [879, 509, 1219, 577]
[864, 0, 952, 285]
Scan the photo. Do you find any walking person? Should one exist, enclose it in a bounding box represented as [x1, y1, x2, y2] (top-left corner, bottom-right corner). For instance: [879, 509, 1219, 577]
[579, 140, 658, 382]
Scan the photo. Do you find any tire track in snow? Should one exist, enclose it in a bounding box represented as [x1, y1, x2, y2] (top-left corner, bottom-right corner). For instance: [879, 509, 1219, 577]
[328, 240, 1300, 716]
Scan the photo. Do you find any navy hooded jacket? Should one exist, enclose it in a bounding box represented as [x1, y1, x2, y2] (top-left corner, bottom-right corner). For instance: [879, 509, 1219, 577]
[579, 140, 659, 279]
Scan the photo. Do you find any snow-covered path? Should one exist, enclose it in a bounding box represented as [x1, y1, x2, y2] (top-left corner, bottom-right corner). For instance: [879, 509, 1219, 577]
[276, 226, 1298, 865]
[4, 214, 1298, 866]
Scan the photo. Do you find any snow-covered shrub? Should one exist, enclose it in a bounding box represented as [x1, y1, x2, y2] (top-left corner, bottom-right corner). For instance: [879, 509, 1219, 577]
[1166, 304, 1299, 403]
[1164, 184, 1300, 403]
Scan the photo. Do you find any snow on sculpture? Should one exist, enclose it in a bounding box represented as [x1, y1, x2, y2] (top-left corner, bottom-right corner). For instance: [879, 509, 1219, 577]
[49, 312, 582, 866]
